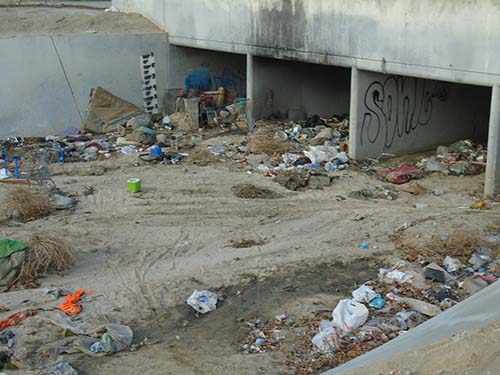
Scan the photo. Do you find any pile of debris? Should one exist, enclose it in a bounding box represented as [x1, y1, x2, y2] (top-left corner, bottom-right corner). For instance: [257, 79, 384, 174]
[238, 115, 350, 190]
[419, 140, 486, 176]
[239, 233, 500, 374]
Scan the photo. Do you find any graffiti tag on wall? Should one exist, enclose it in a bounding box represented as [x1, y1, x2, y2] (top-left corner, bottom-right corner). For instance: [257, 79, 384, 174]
[360, 76, 449, 149]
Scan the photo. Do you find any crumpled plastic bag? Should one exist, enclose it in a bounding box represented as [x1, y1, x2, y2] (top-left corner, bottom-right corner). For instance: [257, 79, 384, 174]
[311, 324, 338, 353]
[41, 362, 78, 375]
[304, 146, 337, 164]
[76, 324, 133, 357]
[187, 290, 219, 314]
[51, 194, 79, 210]
[332, 299, 369, 333]
[379, 268, 413, 284]
[352, 285, 380, 303]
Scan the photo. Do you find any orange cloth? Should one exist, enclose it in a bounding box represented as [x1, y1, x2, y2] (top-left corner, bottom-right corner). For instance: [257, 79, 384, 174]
[60, 289, 93, 316]
[0, 309, 37, 332]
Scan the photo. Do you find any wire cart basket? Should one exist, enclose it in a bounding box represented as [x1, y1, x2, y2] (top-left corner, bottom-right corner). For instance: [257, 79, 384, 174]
[1, 141, 62, 190]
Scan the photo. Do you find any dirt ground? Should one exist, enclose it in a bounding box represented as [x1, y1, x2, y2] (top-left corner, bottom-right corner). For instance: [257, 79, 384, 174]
[0, 6, 161, 36]
[1, 142, 499, 374]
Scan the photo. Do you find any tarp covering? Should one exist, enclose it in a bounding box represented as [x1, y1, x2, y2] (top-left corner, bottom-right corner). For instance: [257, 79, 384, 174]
[0, 238, 27, 259]
[82, 87, 144, 134]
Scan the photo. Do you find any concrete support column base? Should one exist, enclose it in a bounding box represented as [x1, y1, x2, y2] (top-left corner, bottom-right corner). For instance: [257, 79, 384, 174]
[485, 85, 500, 197]
[246, 53, 255, 131]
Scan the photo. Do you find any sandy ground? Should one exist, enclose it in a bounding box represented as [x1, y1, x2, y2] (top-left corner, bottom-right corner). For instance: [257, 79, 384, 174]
[0, 147, 499, 374]
[0, 6, 161, 36]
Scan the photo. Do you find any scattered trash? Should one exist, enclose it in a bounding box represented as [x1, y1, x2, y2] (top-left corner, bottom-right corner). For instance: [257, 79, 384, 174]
[0, 309, 37, 331]
[187, 290, 219, 314]
[77, 324, 133, 357]
[60, 290, 93, 316]
[443, 256, 461, 273]
[397, 296, 441, 317]
[50, 194, 79, 210]
[311, 325, 338, 353]
[352, 285, 380, 303]
[127, 178, 142, 193]
[41, 362, 78, 375]
[423, 263, 447, 283]
[415, 202, 429, 209]
[462, 277, 489, 294]
[332, 299, 369, 333]
[368, 297, 386, 309]
[379, 269, 413, 284]
[379, 165, 422, 185]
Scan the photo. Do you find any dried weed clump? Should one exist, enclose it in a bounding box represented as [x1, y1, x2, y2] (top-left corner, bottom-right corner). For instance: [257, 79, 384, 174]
[232, 184, 282, 199]
[4, 188, 52, 222]
[16, 233, 75, 286]
[249, 127, 291, 156]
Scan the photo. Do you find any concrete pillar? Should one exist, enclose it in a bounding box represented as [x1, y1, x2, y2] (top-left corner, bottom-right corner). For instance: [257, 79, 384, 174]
[485, 85, 500, 197]
[349, 67, 360, 159]
[246, 53, 255, 131]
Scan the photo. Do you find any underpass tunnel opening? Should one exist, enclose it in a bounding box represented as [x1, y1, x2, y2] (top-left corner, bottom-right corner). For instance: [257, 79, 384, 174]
[251, 56, 351, 122]
[165, 45, 247, 114]
[352, 70, 492, 161]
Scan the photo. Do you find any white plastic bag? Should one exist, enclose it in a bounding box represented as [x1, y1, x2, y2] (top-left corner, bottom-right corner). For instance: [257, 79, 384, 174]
[352, 285, 380, 303]
[312, 326, 338, 353]
[332, 299, 369, 333]
[379, 268, 413, 284]
[304, 146, 337, 164]
[443, 256, 461, 273]
[187, 290, 219, 314]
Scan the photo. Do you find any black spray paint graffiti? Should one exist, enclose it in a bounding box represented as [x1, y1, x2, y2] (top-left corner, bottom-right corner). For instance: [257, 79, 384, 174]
[360, 76, 449, 149]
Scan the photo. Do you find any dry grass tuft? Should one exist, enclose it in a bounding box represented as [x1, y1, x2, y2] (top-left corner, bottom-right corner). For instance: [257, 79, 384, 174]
[189, 148, 220, 166]
[16, 233, 75, 286]
[4, 188, 52, 223]
[249, 127, 291, 156]
[394, 231, 477, 263]
[232, 184, 282, 199]
[229, 238, 267, 248]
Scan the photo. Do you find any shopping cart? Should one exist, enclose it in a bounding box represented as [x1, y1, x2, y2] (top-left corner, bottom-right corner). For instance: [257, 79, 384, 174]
[0, 141, 61, 191]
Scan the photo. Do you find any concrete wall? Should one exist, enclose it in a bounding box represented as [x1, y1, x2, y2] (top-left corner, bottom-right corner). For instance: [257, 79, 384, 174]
[252, 57, 351, 120]
[350, 70, 491, 159]
[0, 33, 168, 138]
[113, 0, 500, 87]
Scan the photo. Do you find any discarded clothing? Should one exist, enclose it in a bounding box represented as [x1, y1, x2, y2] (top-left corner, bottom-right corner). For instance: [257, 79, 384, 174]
[76, 324, 133, 357]
[379, 165, 422, 184]
[0, 309, 37, 332]
[60, 290, 93, 316]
